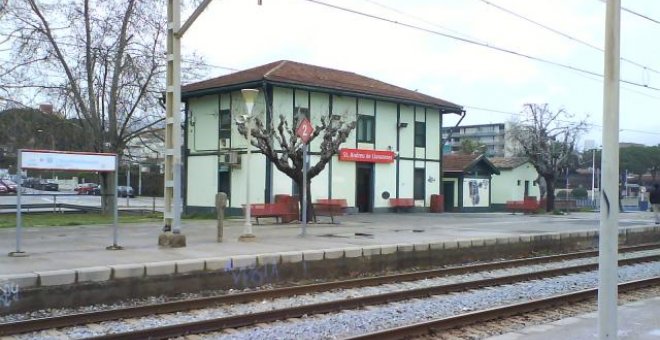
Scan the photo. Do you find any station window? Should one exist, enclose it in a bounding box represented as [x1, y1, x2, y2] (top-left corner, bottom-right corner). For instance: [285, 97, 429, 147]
[357, 115, 375, 143]
[414, 168, 425, 200]
[219, 109, 231, 138]
[295, 107, 310, 119]
[414, 122, 426, 147]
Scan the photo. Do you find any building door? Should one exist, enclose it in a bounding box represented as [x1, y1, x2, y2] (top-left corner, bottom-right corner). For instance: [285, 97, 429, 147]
[218, 165, 231, 201]
[443, 181, 454, 212]
[524, 180, 530, 198]
[356, 163, 373, 212]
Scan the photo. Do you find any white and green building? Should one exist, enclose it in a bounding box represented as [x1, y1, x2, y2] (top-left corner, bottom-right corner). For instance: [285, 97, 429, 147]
[181, 60, 464, 215]
[490, 157, 541, 210]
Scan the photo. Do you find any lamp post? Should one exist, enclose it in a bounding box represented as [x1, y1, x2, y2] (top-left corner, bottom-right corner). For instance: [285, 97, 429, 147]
[238, 88, 259, 241]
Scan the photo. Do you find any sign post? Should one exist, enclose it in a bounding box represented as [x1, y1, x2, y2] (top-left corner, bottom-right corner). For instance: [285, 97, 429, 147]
[9, 150, 119, 256]
[9, 152, 26, 257]
[296, 118, 314, 237]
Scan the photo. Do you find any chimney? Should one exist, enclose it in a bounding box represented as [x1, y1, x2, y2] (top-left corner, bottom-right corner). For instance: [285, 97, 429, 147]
[39, 104, 53, 115]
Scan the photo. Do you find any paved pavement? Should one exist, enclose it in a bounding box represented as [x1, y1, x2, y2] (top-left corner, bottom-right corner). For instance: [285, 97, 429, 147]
[488, 297, 660, 339]
[1, 211, 656, 275]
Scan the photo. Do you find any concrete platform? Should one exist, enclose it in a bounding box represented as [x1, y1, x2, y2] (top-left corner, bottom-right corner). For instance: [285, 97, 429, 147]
[487, 297, 660, 339]
[0, 211, 657, 277]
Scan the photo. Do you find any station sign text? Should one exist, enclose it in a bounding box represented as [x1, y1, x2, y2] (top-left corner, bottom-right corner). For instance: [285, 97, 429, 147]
[338, 148, 395, 163]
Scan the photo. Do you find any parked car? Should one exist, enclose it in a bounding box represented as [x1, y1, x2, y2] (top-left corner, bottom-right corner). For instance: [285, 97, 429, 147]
[0, 183, 7, 194]
[89, 186, 134, 197]
[37, 180, 59, 191]
[22, 178, 40, 189]
[117, 186, 135, 198]
[0, 179, 17, 193]
[75, 183, 99, 195]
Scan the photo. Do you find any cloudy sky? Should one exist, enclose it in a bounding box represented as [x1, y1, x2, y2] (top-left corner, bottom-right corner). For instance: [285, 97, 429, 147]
[182, 0, 660, 148]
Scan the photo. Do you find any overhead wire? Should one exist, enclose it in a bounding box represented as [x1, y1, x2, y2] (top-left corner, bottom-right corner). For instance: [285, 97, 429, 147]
[0, 31, 238, 72]
[463, 105, 660, 136]
[596, 0, 660, 25]
[358, 0, 487, 44]
[302, 0, 660, 92]
[480, 0, 660, 76]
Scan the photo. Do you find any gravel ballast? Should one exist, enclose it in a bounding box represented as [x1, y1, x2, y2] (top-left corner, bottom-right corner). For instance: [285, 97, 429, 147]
[5, 252, 660, 339]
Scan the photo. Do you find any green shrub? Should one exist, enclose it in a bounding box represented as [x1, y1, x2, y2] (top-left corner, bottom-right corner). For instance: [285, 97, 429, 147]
[571, 187, 588, 199]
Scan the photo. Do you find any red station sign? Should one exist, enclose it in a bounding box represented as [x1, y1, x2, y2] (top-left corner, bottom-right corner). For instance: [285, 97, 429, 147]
[296, 118, 314, 144]
[338, 148, 395, 163]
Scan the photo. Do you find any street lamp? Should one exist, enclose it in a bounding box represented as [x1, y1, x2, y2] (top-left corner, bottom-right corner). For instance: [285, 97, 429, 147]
[237, 88, 259, 241]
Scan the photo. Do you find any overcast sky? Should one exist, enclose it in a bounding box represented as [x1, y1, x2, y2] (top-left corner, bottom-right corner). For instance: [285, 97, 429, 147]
[182, 0, 660, 148]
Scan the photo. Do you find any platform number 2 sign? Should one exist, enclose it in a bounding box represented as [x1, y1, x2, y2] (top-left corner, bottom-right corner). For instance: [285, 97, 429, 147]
[296, 118, 314, 144]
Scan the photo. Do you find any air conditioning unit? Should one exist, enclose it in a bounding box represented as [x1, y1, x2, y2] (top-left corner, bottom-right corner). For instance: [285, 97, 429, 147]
[228, 151, 240, 165]
[219, 152, 241, 168]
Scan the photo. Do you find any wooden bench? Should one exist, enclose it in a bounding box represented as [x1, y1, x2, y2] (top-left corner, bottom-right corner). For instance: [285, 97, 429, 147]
[316, 199, 348, 209]
[505, 199, 539, 214]
[244, 203, 296, 224]
[389, 198, 415, 212]
[313, 203, 343, 224]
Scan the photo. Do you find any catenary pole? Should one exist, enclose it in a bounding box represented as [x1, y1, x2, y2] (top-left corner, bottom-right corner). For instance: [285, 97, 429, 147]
[598, 1, 620, 339]
[163, 0, 183, 238]
[163, 0, 232, 245]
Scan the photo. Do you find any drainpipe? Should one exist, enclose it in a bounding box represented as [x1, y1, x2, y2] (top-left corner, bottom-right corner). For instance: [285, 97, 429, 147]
[439, 110, 466, 196]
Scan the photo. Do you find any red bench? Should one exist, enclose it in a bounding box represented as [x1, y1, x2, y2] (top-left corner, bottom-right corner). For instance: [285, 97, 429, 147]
[505, 198, 539, 214]
[244, 203, 296, 224]
[313, 199, 349, 223]
[316, 199, 348, 209]
[313, 203, 344, 224]
[389, 198, 415, 212]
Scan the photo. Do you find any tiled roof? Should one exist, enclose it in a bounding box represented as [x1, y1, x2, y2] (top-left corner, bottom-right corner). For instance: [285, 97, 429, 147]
[442, 154, 482, 173]
[490, 157, 530, 170]
[182, 60, 462, 113]
[443, 153, 500, 175]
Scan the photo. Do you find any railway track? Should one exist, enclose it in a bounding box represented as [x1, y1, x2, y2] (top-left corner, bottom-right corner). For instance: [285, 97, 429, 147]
[346, 276, 660, 340]
[2, 244, 659, 339]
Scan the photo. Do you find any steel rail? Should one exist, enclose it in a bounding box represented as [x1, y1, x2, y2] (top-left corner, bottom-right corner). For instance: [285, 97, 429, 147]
[345, 276, 660, 340]
[80, 254, 660, 340]
[1, 243, 658, 337]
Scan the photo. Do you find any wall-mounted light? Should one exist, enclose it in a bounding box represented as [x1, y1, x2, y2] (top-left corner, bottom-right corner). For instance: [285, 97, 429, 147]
[397, 122, 408, 129]
[427, 176, 436, 183]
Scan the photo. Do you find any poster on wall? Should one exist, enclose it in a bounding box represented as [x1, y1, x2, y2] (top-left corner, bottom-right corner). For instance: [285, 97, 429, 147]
[463, 178, 490, 207]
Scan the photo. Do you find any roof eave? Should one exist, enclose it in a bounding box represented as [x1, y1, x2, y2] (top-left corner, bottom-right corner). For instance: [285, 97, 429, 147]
[182, 79, 463, 114]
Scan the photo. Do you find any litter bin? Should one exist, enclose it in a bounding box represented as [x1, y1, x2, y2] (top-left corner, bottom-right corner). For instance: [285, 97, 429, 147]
[430, 194, 444, 213]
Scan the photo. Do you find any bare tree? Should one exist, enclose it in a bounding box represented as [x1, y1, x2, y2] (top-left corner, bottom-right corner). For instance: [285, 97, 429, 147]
[236, 114, 356, 221]
[0, 0, 205, 214]
[458, 138, 486, 155]
[508, 103, 587, 211]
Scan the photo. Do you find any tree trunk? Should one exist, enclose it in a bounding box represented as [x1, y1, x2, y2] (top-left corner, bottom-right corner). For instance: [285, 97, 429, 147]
[100, 172, 116, 216]
[544, 174, 556, 212]
[295, 177, 314, 223]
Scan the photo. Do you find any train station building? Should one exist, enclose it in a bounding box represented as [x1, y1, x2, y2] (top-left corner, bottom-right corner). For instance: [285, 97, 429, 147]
[181, 60, 464, 215]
